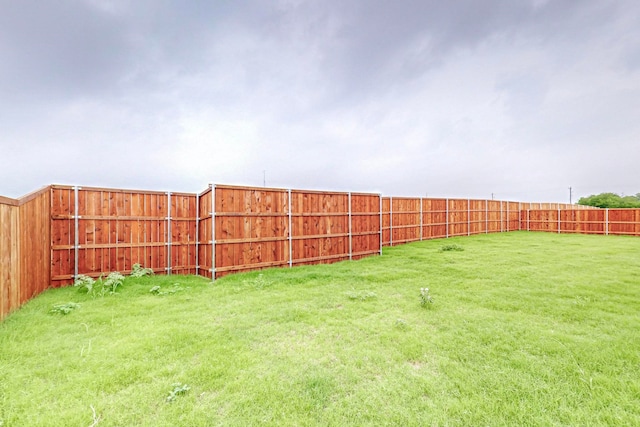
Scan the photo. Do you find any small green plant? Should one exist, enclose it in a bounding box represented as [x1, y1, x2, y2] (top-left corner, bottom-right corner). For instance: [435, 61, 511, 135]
[74, 275, 97, 294]
[49, 302, 81, 315]
[394, 318, 409, 330]
[346, 289, 377, 301]
[244, 273, 272, 289]
[166, 383, 190, 402]
[131, 263, 154, 277]
[420, 287, 434, 307]
[74, 272, 125, 297]
[439, 244, 464, 252]
[150, 284, 185, 296]
[102, 272, 125, 294]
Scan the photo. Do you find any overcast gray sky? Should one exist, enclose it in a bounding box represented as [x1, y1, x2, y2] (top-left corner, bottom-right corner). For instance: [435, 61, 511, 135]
[1, 0, 638, 202]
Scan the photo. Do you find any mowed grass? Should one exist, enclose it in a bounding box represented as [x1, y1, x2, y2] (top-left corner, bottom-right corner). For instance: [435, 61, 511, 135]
[1, 232, 639, 426]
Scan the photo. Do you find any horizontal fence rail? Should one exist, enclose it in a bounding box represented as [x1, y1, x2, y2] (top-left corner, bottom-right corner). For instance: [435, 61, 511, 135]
[0, 183, 633, 320]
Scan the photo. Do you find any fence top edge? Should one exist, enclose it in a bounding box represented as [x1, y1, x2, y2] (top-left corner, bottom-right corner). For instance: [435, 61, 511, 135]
[382, 197, 517, 203]
[16, 185, 51, 205]
[349, 192, 383, 197]
[0, 195, 19, 206]
[198, 186, 213, 197]
[52, 184, 198, 197]
[214, 183, 380, 197]
[214, 184, 289, 193]
[291, 189, 356, 196]
[526, 208, 618, 212]
[6, 183, 613, 209]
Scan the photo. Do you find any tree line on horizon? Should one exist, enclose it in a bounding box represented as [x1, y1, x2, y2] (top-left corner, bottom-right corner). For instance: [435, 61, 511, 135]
[578, 192, 640, 208]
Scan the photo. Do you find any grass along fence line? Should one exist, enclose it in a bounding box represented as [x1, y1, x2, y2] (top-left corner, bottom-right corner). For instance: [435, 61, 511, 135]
[0, 232, 638, 425]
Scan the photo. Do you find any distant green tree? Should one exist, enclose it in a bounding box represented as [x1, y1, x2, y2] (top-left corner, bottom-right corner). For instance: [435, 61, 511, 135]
[578, 192, 640, 208]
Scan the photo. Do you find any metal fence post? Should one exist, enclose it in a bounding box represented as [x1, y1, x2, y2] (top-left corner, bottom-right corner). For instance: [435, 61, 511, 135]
[605, 208, 609, 236]
[348, 192, 353, 260]
[467, 199, 470, 236]
[445, 198, 449, 238]
[288, 189, 293, 268]
[74, 186, 79, 280]
[485, 199, 488, 234]
[506, 202, 510, 232]
[167, 192, 172, 275]
[558, 208, 561, 234]
[211, 185, 216, 281]
[379, 194, 383, 255]
[390, 196, 393, 246]
[419, 198, 423, 241]
[195, 194, 199, 275]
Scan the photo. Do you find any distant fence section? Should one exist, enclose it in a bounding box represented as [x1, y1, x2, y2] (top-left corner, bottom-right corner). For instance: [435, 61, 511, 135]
[524, 208, 640, 236]
[0, 183, 637, 320]
[381, 198, 526, 245]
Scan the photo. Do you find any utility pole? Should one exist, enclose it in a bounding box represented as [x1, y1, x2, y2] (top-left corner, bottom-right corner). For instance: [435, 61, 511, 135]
[569, 187, 572, 204]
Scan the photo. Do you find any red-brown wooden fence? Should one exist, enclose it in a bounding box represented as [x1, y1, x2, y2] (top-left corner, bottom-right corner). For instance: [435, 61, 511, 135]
[0, 183, 636, 321]
[522, 208, 640, 236]
[381, 198, 528, 245]
[1, 187, 51, 320]
[197, 185, 381, 279]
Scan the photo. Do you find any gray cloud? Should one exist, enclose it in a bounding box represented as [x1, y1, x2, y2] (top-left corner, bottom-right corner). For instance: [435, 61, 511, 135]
[1, 0, 638, 202]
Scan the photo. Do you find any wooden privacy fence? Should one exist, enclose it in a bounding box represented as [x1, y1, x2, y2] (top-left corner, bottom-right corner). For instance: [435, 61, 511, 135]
[523, 208, 640, 236]
[0, 188, 51, 321]
[50, 185, 198, 288]
[0, 182, 637, 321]
[382, 198, 527, 245]
[197, 185, 381, 279]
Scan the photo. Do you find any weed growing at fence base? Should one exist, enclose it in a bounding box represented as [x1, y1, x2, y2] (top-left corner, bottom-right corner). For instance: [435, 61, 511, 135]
[0, 232, 639, 426]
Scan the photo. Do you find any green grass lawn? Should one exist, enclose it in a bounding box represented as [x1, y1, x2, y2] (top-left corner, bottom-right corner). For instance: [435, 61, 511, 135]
[1, 231, 639, 426]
